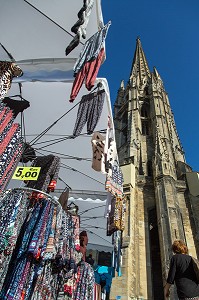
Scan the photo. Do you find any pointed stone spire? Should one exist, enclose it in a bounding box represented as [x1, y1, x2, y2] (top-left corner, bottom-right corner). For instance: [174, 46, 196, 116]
[120, 80, 125, 89]
[130, 37, 151, 84]
[151, 66, 165, 92]
[153, 67, 161, 80]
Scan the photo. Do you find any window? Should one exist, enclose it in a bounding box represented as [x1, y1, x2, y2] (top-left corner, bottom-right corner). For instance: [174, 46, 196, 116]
[142, 120, 149, 135]
[141, 104, 149, 118]
[121, 126, 128, 144]
[147, 160, 153, 176]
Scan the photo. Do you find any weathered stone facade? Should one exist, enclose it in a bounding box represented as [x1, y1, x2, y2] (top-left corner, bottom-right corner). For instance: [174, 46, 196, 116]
[110, 38, 199, 300]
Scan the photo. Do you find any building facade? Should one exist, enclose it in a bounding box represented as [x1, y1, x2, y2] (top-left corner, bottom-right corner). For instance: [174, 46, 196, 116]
[110, 38, 199, 300]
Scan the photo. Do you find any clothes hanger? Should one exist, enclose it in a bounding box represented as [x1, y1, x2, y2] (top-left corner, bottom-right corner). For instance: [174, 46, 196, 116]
[8, 95, 29, 102]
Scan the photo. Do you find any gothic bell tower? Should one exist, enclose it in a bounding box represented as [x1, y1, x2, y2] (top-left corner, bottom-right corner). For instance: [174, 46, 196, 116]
[111, 38, 199, 300]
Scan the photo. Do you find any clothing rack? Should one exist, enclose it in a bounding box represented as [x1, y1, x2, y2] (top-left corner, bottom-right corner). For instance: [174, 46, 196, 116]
[11, 186, 61, 208]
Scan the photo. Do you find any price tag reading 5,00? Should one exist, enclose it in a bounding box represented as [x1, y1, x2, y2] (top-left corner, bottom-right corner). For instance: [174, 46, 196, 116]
[12, 167, 41, 181]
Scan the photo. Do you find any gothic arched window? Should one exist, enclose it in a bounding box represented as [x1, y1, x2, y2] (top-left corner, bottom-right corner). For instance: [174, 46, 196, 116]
[147, 160, 153, 176]
[141, 104, 149, 118]
[141, 103, 150, 136]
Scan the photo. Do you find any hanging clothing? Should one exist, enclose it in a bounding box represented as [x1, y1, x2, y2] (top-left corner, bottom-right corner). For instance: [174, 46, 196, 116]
[104, 127, 124, 198]
[65, 0, 94, 56]
[0, 188, 97, 299]
[0, 61, 23, 100]
[2, 97, 30, 118]
[73, 22, 110, 76]
[91, 131, 106, 173]
[73, 89, 105, 136]
[65, 34, 81, 57]
[105, 160, 124, 198]
[73, 261, 95, 300]
[0, 123, 21, 155]
[0, 191, 28, 291]
[0, 104, 23, 194]
[70, 48, 105, 102]
[106, 197, 117, 236]
[104, 192, 114, 217]
[0, 198, 55, 299]
[71, 0, 94, 40]
[58, 189, 69, 212]
[0, 138, 23, 193]
[26, 155, 60, 192]
[106, 196, 125, 236]
[19, 142, 36, 163]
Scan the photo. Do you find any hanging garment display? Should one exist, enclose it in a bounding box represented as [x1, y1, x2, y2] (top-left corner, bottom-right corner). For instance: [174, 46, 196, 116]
[58, 189, 69, 212]
[0, 198, 55, 299]
[73, 22, 110, 76]
[0, 190, 29, 291]
[2, 97, 30, 118]
[73, 261, 95, 300]
[104, 192, 114, 218]
[71, 0, 94, 39]
[0, 188, 96, 300]
[19, 142, 36, 163]
[107, 196, 125, 236]
[91, 131, 106, 173]
[0, 61, 23, 100]
[65, 0, 94, 56]
[26, 155, 60, 192]
[104, 128, 124, 198]
[73, 89, 105, 136]
[70, 48, 105, 102]
[0, 104, 23, 194]
[69, 22, 111, 102]
[105, 158, 124, 198]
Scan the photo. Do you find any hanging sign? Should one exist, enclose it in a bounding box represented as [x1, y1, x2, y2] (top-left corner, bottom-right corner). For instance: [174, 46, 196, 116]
[12, 167, 41, 180]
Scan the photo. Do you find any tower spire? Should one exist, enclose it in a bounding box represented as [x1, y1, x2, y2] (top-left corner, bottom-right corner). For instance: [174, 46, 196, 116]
[130, 37, 151, 84]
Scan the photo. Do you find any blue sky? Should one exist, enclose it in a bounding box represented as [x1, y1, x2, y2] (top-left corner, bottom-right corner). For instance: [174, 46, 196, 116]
[99, 0, 199, 172]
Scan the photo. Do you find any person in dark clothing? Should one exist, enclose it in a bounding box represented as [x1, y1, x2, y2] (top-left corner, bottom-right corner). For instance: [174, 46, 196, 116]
[164, 240, 199, 300]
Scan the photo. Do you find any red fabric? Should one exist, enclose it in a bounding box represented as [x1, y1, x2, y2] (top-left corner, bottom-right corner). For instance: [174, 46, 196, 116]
[0, 110, 13, 134]
[70, 48, 105, 102]
[0, 123, 19, 155]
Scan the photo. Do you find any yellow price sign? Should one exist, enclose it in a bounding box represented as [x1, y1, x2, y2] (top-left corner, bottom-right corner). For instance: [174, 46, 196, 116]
[12, 167, 41, 181]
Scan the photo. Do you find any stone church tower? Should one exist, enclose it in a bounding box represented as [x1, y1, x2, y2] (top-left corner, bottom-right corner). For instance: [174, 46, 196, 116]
[110, 38, 199, 300]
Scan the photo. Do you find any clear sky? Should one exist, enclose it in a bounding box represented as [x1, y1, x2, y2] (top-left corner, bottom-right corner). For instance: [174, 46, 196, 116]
[99, 0, 199, 172]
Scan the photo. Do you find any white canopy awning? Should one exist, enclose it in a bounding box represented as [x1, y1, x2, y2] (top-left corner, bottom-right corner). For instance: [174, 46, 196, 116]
[0, 0, 103, 61]
[0, 0, 116, 251]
